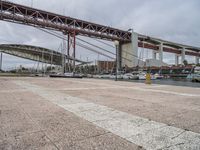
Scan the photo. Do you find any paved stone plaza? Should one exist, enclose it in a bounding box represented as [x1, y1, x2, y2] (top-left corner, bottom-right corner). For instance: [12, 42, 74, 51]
[0, 77, 200, 150]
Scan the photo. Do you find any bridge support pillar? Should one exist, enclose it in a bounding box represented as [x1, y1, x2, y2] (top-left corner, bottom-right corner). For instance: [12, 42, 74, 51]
[121, 32, 138, 68]
[159, 43, 163, 61]
[195, 56, 199, 64]
[175, 54, 179, 66]
[181, 48, 186, 65]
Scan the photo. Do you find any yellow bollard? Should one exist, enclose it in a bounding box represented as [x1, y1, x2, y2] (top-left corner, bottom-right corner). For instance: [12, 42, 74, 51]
[145, 73, 152, 84]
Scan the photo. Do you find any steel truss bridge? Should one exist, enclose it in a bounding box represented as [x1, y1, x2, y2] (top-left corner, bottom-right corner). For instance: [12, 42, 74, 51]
[0, 44, 87, 65]
[0, 0, 199, 59]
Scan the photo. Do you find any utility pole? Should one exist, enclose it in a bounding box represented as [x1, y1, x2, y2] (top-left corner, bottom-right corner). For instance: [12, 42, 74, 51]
[0, 52, 2, 71]
[97, 54, 100, 74]
[73, 31, 76, 75]
[62, 35, 66, 74]
[67, 34, 70, 72]
[37, 56, 39, 73]
[51, 50, 53, 71]
[31, 0, 33, 7]
[114, 41, 119, 81]
[87, 57, 89, 74]
[42, 50, 44, 76]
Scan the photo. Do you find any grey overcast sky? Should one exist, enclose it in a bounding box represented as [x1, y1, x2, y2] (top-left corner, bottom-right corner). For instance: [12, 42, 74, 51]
[0, 0, 200, 69]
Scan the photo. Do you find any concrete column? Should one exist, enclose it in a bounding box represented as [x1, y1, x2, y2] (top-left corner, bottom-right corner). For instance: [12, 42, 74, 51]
[159, 43, 163, 61]
[152, 51, 157, 59]
[195, 56, 199, 64]
[121, 32, 138, 68]
[175, 54, 179, 66]
[131, 32, 138, 67]
[181, 48, 186, 65]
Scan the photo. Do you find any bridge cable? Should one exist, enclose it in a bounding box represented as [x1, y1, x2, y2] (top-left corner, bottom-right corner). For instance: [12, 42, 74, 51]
[37, 28, 140, 63]
[37, 28, 116, 60]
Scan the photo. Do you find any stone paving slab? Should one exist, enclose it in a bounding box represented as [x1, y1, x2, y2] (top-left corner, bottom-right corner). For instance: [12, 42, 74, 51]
[12, 78, 200, 150]
[55, 133, 144, 150]
[0, 131, 57, 150]
[0, 78, 143, 150]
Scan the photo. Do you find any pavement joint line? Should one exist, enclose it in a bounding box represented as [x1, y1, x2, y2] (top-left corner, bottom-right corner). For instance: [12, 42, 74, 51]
[160, 142, 185, 150]
[171, 130, 186, 140]
[0, 129, 46, 141]
[0, 89, 29, 93]
[11, 93, 60, 150]
[13, 80, 200, 150]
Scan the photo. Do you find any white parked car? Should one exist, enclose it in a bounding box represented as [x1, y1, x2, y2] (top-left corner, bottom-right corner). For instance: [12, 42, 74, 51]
[123, 73, 134, 80]
[64, 72, 73, 77]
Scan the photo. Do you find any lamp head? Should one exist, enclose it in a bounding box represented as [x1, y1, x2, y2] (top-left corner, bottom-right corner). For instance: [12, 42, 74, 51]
[128, 28, 133, 32]
[114, 40, 119, 46]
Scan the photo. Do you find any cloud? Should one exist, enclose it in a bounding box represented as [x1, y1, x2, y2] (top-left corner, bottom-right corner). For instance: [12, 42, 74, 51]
[0, 0, 199, 69]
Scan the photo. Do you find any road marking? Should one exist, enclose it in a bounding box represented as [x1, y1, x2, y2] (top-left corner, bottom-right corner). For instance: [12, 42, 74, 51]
[14, 80, 200, 150]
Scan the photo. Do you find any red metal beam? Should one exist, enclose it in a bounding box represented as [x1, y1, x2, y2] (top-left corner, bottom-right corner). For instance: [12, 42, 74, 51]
[138, 42, 182, 54]
[138, 42, 159, 50]
[163, 47, 181, 54]
[185, 51, 200, 57]
[0, 1, 131, 42]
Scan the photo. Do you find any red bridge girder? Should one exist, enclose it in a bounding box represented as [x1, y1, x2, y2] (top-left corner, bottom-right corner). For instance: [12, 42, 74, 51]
[138, 42, 182, 55]
[0, 1, 131, 42]
[138, 42, 159, 50]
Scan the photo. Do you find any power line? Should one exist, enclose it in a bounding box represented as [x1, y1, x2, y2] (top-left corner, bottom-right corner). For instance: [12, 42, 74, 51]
[76, 37, 115, 56]
[90, 37, 115, 48]
[76, 41, 115, 60]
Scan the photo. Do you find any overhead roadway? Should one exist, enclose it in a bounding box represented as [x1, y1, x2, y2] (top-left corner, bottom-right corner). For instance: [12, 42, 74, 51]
[137, 35, 200, 56]
[0, 44, 88, 65]
[0, 0, 199, 57]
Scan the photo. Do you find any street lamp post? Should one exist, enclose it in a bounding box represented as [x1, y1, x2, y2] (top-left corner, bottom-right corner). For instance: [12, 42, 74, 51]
[114, 40, 119, 81]
[0, 53, 2, 71]
[31, 0, 33, 7]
